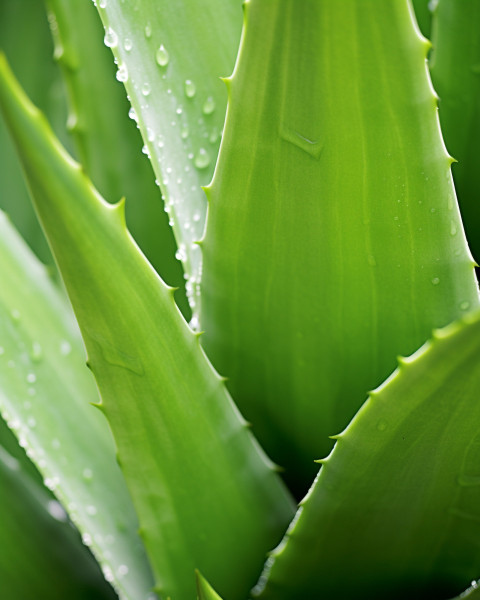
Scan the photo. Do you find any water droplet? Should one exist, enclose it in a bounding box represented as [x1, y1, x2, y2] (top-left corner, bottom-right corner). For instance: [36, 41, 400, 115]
[86, 505, 98, 516]
[30, 342, 43, 362]
[27, 387, 36, 397]
[184, 79, 196, 98]
[102, 566, 114, 583]
[209, 127, 220, 143]
[156, 45, 169, 67]
[48, 500, 68, 521]
[193, 212, 201, 222]
[26, 373, 37, 384]
[142, 145, 149, 155]
[98, 0, 107, 7]
[181, 124, 189, 139]
[194, 147, 211, 169]
[0, 347, 4, 355]
[141, 82, 151, 96]
[83, 468, 93, 480]
[146, 127, 155, 141]
[104, 27, 118, 48]
[51, 438, 61, 449]
[376, 420, 388, 432]
[176, 106, 183, 115]
[431, 277, 440, 285]
[460, 301, 471, 311]
[128, 107, 138, 122]
[202, 96, 215, 115]
[123, 37, 132, 51]
[450, 221, 457, 236]
[27, 417, 36, 428]
[144, 22, 152, 38]
[175, 244, 187, 262]
[118, 565, 129, 577]
[82, 532, 92, 546]
[116, 63, 128, 82]
[10, 309, 21, 322]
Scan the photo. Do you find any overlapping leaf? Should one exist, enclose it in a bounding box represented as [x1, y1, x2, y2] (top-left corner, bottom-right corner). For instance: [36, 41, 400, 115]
[0, 211, 155, 600]
[200, 0, 480, 493]
[255, 309, 480, 600]
[0, 54, 294, 600]
[93, 0, 243, 323]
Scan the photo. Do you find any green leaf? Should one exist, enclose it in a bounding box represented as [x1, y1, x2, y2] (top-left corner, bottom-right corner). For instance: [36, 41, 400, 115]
[255, 309, 480, 600]
[0, 0, 67, 265]
[45, 0, 187, 314]
[0, 53, 295, 600]
[0, 420, 115, 600]
[451, 581, 480, 599]
[412, 0, 432, 38]
[93, 0, 243, 322]
[0, 211, 155, 599]
[430, 0, 480, 262]
[195, 571, 224, 600]
[200, 0, 480, 493]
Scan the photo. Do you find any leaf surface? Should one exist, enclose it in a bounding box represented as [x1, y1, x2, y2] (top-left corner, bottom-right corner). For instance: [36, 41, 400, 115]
[0, 53, 295, 600]
[430, 0, 480, 261]
[201, 0, 480, 492]
[0, 211, 155, 600]
[255, 310, 480, 600]
[195, 571, 224, 600]
[45, 0, 187, 312]
[93, 0, 243, 322]
[0, 420, 115, 600]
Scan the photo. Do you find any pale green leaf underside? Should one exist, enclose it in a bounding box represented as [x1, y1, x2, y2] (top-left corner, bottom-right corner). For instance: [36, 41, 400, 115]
[201, 0, 479, 492]
[0, 211, 154, 600]
[256, 309, 480, 600]
[0, 420, 115, 600]
[430, 0, 480, 262]
[0, 54, 294, 600]
[94, 0, 242, 321]
[45, 0, 187, 312]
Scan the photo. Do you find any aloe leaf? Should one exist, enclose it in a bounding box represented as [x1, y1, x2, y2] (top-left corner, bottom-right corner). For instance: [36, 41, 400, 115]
[0, 0, 67, 265]
[255, 309, 480, 599]
[0, 211, 155, 599]
[452, 582, 480, 600]
[195, 571, 224, 600]
[430, 0, 480, 261]
[0, 420, 115, 600]
[44, 0, 187, 313]
[0, 54, 295, 600]
[92, 0, 242, 323]
[200, 0, 480, 493]
[412, 0, 432, 38]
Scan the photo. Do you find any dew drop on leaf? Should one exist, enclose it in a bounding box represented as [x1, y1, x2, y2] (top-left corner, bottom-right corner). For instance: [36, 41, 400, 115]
[144, 22, 152, 38]
[116, 63, 128, 82]
[141, 82, 151, 96]
[184, 79, 196, 98]
[202, 96, 215, 115]
[194, 147, 211, 169]
[104, 26, 118, 48]
[431, 277, 440, 285]
[123, 37, 133, 51]
[156, 44, 169, 67]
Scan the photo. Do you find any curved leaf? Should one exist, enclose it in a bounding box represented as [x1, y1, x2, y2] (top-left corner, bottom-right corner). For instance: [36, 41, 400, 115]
[0, 211, 155, 600]
[93, 0, 243, 323]
[255, 310, 480, 599]
[45, 0, 187, 313]
[0, 53, 295, 600]
[430, 0, 480, 261]
[200, 0, 480, 493]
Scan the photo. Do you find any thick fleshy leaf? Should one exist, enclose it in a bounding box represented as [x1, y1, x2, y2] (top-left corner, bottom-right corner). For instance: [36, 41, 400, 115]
[430, 0, 480, 261]
[0, 0, 67, 265]
[93, 0, 243, 323]
[200, 0, 480, 493]
[0, 54, 295, 600]
[0, 420, 115, 600]
[255, 310, 480, 600]
[45, 0, 187, 314]
[0, 211, 155, 600]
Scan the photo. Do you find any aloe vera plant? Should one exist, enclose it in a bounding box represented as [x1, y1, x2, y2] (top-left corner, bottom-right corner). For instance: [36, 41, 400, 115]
[0, 0, 480, 599]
